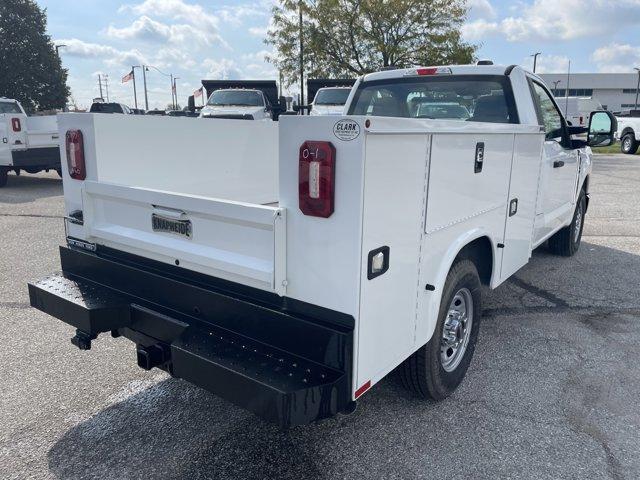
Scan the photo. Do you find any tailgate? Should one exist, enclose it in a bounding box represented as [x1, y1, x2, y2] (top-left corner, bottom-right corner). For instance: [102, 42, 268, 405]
[81, 180, 286, 294]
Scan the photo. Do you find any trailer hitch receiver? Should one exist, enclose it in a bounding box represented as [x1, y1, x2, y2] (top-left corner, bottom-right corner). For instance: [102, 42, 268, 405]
[137, 344, 170, 370]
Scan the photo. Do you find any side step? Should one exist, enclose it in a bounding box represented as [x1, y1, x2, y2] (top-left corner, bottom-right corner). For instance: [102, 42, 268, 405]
[28, 273, 131, 338]
[172, 326, 345, 427]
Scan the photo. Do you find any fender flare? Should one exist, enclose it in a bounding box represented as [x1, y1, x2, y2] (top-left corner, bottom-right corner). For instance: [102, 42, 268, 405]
[422, 228, 499, 343]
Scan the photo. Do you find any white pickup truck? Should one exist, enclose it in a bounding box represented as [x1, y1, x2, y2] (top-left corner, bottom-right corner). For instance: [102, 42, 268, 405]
[28, 65, 615, 427]
[616, 115, 640, 154]
[0, 98, 61, 186]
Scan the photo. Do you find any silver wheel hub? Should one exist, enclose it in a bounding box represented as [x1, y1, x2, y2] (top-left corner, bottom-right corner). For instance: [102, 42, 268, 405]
[624, 137, 631, 150]
[440, 288, 473, 372]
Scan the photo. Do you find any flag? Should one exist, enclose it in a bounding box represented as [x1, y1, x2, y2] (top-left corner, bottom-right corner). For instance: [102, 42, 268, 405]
[194, 86, 203, 98]
[122, 70, 134, 83]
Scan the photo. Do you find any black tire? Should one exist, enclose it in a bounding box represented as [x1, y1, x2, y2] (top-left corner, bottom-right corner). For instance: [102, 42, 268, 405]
[548, 190, 586, 257]
[400, 259, 481, 400]
[621, 133, 639, 155]
[56, 168, 62, 178]
[0, 169, 7, 188]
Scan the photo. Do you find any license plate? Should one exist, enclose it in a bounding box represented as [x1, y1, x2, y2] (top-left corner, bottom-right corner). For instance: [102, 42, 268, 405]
[151, 214, 192, 238]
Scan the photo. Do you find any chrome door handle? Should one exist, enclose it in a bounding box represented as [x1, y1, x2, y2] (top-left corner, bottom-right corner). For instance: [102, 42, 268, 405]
[553, 160, 565, 168]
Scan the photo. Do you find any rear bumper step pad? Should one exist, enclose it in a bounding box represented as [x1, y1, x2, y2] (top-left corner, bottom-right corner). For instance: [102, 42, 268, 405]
[28, 259, 351, 427]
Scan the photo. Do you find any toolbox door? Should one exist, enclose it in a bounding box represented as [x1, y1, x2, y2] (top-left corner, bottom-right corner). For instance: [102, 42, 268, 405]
[356, 132, 429, 388]
[500, 133, 544, 280]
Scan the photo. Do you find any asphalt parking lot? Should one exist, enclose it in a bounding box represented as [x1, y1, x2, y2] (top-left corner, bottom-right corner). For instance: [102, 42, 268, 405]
[1, 154, 639, 480]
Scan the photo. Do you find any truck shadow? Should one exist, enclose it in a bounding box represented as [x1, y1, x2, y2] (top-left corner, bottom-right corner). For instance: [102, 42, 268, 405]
[0, 171, 62, 204]
[46, 241, 640, 480]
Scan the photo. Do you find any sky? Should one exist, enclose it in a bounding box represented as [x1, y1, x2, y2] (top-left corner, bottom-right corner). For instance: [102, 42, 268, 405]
[38, 0, 640, 109]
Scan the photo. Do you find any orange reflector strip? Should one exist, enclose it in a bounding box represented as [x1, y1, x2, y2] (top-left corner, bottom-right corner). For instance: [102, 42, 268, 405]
[355, 380, 371, 399]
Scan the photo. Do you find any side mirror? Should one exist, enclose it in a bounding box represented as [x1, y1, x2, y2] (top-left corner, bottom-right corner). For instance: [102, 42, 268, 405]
[587, 111, 617, 147]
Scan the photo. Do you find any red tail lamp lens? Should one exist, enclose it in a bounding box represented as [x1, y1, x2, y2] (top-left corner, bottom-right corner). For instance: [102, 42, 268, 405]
[11, 118, 21, 132]
[298, 141, 336, 218]
[65, 129, 86, 180]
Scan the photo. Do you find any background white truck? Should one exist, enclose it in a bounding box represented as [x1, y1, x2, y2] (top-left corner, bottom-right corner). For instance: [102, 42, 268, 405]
[616, 115, 640, 154]
[0, 98, 60, 187]
[199, 80, 283, 121]
[28, 65, 615, 428]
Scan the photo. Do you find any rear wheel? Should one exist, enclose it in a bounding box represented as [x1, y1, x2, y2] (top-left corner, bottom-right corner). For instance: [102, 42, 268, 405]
[621, 133, 639, 154]
[548, 190, 586, 257]
[0, 169, 8, 188]
[56, 168, 62, 178]
[400, 259, 481, 400]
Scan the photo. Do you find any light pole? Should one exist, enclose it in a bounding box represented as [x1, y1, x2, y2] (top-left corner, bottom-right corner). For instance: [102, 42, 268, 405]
[142, 66, 149, 111]
[173, 77, 180, 109]
[130, 66, 141, 110]
[553, 80, 561, 96]
[531, 52, 541, 73]
[55, 44, 66, 56]
[634, 67, 640, 110]
[146, 65, 175, 110]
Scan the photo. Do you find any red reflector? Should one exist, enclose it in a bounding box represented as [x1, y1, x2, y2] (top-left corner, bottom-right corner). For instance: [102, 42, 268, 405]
[580, 116, 584, 125]
[355, 381, 371, 399]
[65, 129, 86, 180]
[11, 118, 21, 132]
[416, 67, 437, 76]
[298, 140, 336, 218]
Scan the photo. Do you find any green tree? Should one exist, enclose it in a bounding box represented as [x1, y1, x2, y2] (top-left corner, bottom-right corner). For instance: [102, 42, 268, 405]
[267, 0, 478, 88]
[0, 0, 69, 112]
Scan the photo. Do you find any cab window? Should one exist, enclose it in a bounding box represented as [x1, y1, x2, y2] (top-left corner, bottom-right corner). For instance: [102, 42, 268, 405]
[530, 81, 564, 141]
[0, 102, 22, 114]
[347, 76, 517, 124]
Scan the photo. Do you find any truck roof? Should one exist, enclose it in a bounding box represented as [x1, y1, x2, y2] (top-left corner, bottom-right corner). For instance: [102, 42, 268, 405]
[361, 64, 522, 82]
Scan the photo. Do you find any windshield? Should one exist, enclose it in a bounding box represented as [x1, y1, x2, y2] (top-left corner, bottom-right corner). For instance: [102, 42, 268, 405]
[0, 102, 22, 114]
[90, 103, 124, 113]
[348, 76, 516, 124]
[207, 90, 264, 107]
[314, 88, 351, 105]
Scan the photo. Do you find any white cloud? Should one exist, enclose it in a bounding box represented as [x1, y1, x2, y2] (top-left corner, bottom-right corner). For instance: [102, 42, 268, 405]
[592, 43, 640, 72]
[201, 53, 276, 81]
[106, 15, 223, 46]
[218, 4, 267, 25]
[120, 0, 221, 37]
[248, 26, 268, 37]
[461, 19, 500, 41]
[55, 38, 149, 67]
[466, 0, 497, 19]
[527, 54, 570, 73]
[202, 58, 244, 80]
[463, 0, 640, 42]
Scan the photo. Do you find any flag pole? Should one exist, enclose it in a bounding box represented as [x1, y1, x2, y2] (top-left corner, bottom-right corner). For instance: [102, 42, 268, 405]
[132, 66, 138, 110]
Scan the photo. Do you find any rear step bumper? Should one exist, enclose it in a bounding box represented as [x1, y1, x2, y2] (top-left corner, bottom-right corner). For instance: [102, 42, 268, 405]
[28, 246, 354, 428]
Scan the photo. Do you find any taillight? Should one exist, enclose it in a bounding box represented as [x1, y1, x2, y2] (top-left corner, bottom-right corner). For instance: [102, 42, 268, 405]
[298, 141, 335, 218]
[405, 67, 452, 76]
[11, 118, 21, 132]
[579, 116, 584, 125]
[65, 129, 86, 180]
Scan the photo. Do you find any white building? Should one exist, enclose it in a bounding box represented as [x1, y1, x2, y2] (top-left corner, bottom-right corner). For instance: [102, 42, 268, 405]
[539, 73, 640, 113]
